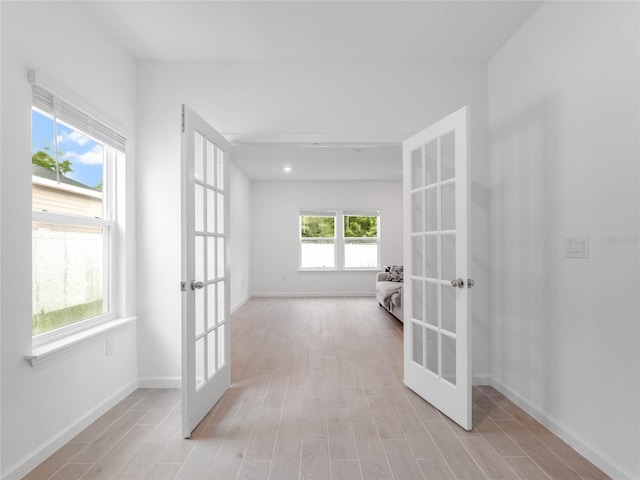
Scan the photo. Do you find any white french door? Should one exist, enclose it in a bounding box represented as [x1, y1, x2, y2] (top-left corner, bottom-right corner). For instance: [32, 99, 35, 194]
[403, 107, 473, 430]
[181, 105, 231, 438]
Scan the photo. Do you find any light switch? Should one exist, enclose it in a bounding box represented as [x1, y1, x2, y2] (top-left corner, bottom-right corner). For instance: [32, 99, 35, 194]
[565, 236, 589, 258]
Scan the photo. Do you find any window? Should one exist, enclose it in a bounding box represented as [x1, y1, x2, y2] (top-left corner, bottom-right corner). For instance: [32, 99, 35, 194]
[31, 84, 125, 338]
[299, 210, 380, 270]
[300, 212, 336, 268]
[344, 213, 379, 268]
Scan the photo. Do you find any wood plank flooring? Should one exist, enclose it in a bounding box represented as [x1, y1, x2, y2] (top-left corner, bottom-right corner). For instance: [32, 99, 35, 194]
[24, 297, 610, 480]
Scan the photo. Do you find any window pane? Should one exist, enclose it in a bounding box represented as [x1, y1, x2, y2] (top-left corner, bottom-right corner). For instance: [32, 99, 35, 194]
[216, 147, 224, 191]
[32, 109, 105, 218]
[343, 215, 377, 238]
[301, 239, 335, 268]
[217, 324, 225, 369]
[344, 238, 378, 268]
[32, 223, 106, 335]
[300, 216, 335, 238]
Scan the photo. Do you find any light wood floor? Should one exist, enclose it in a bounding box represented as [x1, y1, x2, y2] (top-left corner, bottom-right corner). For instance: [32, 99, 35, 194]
[25, 297, 610, 480]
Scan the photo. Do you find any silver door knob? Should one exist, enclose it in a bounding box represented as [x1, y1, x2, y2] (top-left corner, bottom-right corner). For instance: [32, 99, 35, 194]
[191, 281, 204, 290]
[450, 278, 464, 288]
[467, 278, 475, 289]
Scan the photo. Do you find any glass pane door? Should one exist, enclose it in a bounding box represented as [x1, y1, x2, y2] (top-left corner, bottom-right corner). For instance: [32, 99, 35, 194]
[404, 107, 470, 430]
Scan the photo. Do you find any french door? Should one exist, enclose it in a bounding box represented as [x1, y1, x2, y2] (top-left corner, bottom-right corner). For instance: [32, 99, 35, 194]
[403, 107, 473, 430]
[181, 105, 231, 438]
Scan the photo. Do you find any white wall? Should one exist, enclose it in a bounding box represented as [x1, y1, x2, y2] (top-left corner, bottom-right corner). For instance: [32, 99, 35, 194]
[0, 3, 138, 478]
[250, 180, 402, 295]
[229, 159, 252, 310]
[135, 72, 253, 385]
[488, 2, 639, 478]
[135, 60, 491, 389]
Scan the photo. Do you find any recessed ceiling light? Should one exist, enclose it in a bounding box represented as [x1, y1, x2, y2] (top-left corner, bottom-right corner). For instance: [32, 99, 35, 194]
[283, 166, 292, 173]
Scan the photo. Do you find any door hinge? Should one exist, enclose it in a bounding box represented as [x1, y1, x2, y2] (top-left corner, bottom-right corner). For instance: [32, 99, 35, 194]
[181, 105, 185, 133]
[180, 281, 187, 292]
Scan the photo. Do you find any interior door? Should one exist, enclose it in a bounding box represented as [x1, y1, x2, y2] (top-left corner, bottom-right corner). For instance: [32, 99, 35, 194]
[403, 106, 472, 430]
[181, 105, 231, 438]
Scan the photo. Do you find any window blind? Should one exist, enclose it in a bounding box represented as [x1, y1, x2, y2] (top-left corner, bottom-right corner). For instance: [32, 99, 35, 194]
[32, 84, 127, 153]
[299, 210, 337, 217]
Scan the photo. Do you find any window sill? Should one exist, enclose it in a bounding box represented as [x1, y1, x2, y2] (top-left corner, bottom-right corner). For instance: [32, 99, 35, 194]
[297, 268, 381, 272]
[298, 268, 339, 272]
[342, 268, 381, 272]
[26, 316, 136, 367]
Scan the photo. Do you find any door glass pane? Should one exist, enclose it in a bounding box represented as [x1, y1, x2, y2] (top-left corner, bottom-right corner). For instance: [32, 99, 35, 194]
[207, 283, 216, 330]
[194, 132, 204, 182]
[412, 236, 423, 277]
[442, 286, 456, 334]
[425, 140, 437, 186]
[425, 188, 437, 232]
[426, 282, 438, 328]
[425, 329, 438, 374]
[412, 322, 424, 367]
[442, 336, 456, 385]
[217, 193, 224, 234]
[217, 281, 225, 324]
[195, 336, 205, 390]
[411, 148, 422, 189]
[412, 279, 423, 322]
[207, 330, 217, 379]
[425, 235, 438, 278]
[217, 324, 225, 368]
[441, 131, 455, 181]
[206, 141, 215, 187]
[195, 236, 204, 283]
[195, 184, 204, 232]
[217, 237, 225, 278]
[195, 286, 205, 336]
[412, 191, 422, 233]
[207, 237, 216, 281]
[442, 234, 455, 281]
[216, 147, 224, 191]
[207, 188, 216, 233]
[442, 183, 455, 230]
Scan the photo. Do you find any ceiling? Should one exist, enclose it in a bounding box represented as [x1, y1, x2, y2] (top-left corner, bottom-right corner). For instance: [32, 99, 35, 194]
[232, 143, 403, 180]
[81, 1, 541, 181]
[83, 1, 541, 63]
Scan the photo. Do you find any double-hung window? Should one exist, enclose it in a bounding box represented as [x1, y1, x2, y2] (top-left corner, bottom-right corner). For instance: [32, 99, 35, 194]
[299, 211, 337, 269]
[343, 212, 380, 268]
[31, 83, 125, 339]
[299, 210, 380, 270]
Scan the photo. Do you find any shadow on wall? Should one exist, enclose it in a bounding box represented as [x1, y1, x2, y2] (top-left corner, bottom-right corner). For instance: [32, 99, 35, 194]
[490, 94, 558, 411]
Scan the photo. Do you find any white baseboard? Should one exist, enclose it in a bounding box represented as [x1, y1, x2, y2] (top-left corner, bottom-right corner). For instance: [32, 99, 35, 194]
[138, 376, 181, 388]
[2, 379, 138, 480]
[472, 374, 492, 385]
[231, 296, 250, 314]
[491, 378, 634, 480]
[250, 292, 376, 298]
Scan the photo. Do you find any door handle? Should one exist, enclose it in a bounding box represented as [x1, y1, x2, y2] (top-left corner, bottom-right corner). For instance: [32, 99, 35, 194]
[450, 278, 464, 288]
[467, 278, 475, 289]
[191, 281, 204, 290]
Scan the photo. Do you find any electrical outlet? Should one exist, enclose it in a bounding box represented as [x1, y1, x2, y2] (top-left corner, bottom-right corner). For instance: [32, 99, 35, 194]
[565, 236, 589, 258]
[106, 337, 114, 356]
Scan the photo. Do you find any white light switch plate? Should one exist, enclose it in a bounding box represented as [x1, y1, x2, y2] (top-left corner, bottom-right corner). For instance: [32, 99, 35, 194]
[565, 236, 589, 258]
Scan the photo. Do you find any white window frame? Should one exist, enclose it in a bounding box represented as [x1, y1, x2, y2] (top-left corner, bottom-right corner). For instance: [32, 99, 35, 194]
[299, 210, 338, 270]
[30, 80, 125, 348]
[298, 209, 381, 271]
[342, 210, 381, 270]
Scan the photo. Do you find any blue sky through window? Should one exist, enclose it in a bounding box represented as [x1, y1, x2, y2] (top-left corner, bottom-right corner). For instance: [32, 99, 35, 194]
[32, 109, 104, 189]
